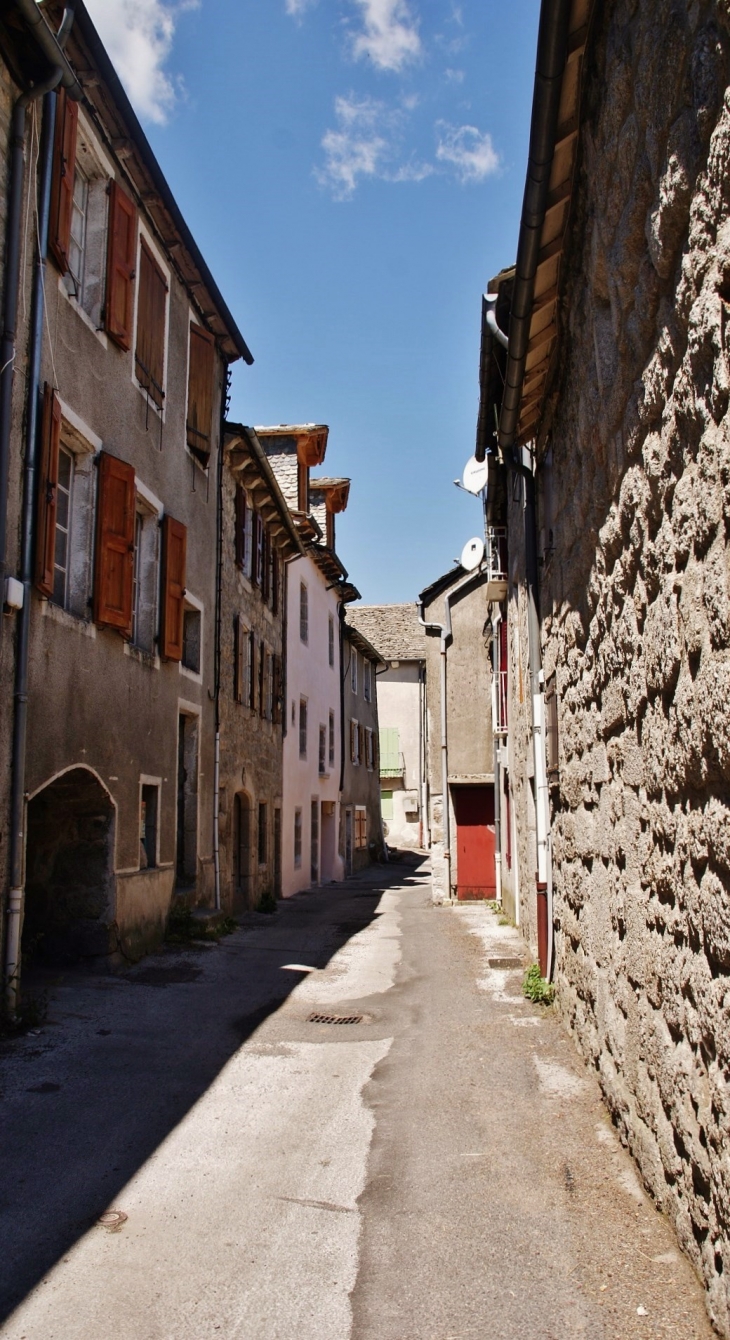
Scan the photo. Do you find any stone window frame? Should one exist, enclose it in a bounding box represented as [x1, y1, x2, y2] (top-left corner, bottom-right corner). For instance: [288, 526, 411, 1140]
[138, 774, 162, 870]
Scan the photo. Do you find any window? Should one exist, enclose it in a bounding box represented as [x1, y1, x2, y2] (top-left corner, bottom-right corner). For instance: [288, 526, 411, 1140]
[253, 512, 264, 587]
[182, 605, 201, 674]
[159, 514, 187, 660]
[35, 389, 97, 621]
[328, 614, 335, 668]
[294, 808, 302, 868]
[350, 719, 360, 766]
[351, 650, 358, 695]
[248, 631, 256, 709]
[364, 659, 372, 703]
[266, 651, 274, 721]
[355, 807, 367, 849]
[135, 238, 168, 410]
[300, 582, 308, 643]
[272, 654, 283, 725]
[299, 698, 308, 758]
[311, 800, 319, 883]
[49, 94, 112, 331]
[186, 322, 215, 463]
[52, 446, 74, 607]
[365, 727, 374, 771]
[271, 548, 279, 616]
[139, 783, 159, 868]
[319, 725, 327, 776]
[258, 640, 266, 716]
[329, 710, 335, 769]
[131, 501, 160, 653]
[67, 166, 88, 298]
[258, 802, 268, 866]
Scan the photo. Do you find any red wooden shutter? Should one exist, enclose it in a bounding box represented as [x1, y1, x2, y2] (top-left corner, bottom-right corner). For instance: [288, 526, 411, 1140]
[160, 515, 186, 660]
[35, 385, 62, 596]
[48, 89, 78, 274]
[235, 485, 247, 568]
[135, 240, 167, 408]
[187, 323, 215, 460]
[94, 452, 135, 635]
[105, 181, 137, 350]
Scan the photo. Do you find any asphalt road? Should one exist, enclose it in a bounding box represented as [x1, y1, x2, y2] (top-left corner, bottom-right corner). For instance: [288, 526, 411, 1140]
[0, 858, 713, 1338]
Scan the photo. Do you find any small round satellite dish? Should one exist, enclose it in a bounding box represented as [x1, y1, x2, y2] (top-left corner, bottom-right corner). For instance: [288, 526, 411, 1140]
[462, 455, 489, 495]
[461, 536, 485, 572]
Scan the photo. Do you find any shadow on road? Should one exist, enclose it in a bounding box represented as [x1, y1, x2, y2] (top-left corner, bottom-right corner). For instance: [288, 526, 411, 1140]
[0, 858, 427, 1322]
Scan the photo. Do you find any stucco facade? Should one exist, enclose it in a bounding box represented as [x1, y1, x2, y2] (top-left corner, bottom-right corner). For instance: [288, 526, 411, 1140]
[0, 4, 252, 989]
[348, 603, 427, 851]
[342, 624, 384, 872]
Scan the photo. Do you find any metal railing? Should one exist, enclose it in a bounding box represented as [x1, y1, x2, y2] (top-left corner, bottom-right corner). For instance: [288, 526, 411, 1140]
[486, 526, 507, 582]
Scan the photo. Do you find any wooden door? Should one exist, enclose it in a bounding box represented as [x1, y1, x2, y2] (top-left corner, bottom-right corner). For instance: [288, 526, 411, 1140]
[452, 785, 496, 900]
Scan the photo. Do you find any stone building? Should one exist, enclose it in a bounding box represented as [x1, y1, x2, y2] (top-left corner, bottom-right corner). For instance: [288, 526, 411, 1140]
[478, 0, 730, 1329]
[347, 603, 427, 850]
[219, 425, 303, 911]
[419, 566, 496, 904]
[255, 425, 358, 896]
[342, 622, 384, 872]
[0, 0, 252, 1005]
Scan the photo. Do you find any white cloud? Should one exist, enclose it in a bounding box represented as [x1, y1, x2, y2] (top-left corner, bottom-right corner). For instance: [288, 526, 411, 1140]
[435, 122, 499, 183]
[285, 0, 317, 16]
[316, 95, 392, 199]
[84, 0, 196, 124]
[444, 67, 465, 84]
[350, 0, 421, 72]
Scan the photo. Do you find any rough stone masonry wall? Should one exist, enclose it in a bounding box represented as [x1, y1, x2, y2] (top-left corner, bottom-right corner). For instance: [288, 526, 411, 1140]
[540, 2, 730, 1330]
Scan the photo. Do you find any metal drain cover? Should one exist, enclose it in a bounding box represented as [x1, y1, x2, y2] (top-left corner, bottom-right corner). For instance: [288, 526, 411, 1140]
[97, 1210, 127, 1230]
[307, 1012, 364, 1025]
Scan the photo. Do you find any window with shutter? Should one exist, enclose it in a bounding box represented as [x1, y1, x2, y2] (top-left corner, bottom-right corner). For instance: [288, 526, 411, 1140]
[93, 451, 136, 636]
[186, 323, 215, 461]
[48, 88, 78, 274]
[105, 180, 137, 350]
[271, 548, 279, 616]
[359, 722, 365, 763]
[248, 632, 256, 710]
[234, 615, 246, 703]
[35, 386, 62, 597]
[258, 641, 265, 716]
[135, 239, 167, 409]
[261, 528, 270, 604]
[160, 514, 187, 659]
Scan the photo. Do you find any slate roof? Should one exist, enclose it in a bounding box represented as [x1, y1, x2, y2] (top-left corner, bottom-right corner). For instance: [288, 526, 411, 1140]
[347, 604, 426, 662]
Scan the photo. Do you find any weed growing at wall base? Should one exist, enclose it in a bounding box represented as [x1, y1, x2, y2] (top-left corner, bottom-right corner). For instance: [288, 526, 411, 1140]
[523, 963, 555, 1005]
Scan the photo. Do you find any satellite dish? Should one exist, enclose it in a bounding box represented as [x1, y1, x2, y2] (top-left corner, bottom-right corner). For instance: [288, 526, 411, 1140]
[461, 536, 485, 571]
[462, 455, 489, 495]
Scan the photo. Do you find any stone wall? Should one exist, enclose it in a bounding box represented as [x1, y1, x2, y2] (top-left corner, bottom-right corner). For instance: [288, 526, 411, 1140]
[533, 2, 730, 1330]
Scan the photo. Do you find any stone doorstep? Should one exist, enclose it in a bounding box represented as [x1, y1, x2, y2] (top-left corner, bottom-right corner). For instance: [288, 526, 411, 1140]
[188, 907, 229, 933]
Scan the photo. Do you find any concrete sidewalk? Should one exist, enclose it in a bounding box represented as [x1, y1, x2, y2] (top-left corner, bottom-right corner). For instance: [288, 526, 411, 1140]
[0, 858, 713, 1338]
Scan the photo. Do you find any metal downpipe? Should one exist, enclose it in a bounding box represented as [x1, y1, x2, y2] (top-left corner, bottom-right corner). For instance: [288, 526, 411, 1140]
[5, 89, 58, 1017]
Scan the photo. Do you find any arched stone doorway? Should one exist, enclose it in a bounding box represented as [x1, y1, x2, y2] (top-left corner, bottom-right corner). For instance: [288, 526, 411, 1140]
[233, 792, 251, 911]
[23, 768, 115, 966]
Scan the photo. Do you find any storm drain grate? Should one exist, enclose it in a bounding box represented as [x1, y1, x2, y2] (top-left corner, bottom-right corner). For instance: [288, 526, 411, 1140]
[307, 1012, 364, 1025]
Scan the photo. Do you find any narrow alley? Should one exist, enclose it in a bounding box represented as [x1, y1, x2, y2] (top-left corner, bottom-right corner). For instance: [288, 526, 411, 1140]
[0, 860, 712, 1340]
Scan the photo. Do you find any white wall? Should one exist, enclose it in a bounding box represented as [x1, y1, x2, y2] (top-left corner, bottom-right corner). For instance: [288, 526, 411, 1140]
[377, 662, 424, 849]
[282, 553, 343, 896]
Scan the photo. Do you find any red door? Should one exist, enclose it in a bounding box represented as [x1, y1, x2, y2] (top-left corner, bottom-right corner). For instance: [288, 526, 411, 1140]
[452, 786, 496, 900]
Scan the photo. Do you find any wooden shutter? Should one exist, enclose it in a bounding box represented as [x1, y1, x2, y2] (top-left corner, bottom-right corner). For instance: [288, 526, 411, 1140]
[234, 616, 244, 703]
[187, 323, 215, 460]
[35, 385, 62, 596]
[235, 485, 247, 569]
[105, 180, 137, 350]
[48, 88, 78, 274]
[271, 549, 279, 616]
[258, 641, 265, 716]
[94, 451, 135, 635]
[135, 240, 167, 408]
[262, 528, 270, 603]
[248, 631, 256, 709]
[359, 723, 365, 763]
[160, 514, 187, 660]
[272, 654, 282, 724]
[350, 720, 356, 764]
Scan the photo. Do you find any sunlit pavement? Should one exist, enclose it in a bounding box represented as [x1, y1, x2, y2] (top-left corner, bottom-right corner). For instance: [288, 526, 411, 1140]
[0, 858, 713, 1339]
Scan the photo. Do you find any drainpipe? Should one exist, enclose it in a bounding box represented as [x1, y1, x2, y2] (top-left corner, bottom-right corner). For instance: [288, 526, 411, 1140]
[419, 567, 488, 902]
[490, 606, 503, 908]
[5, 88, 59, 1017]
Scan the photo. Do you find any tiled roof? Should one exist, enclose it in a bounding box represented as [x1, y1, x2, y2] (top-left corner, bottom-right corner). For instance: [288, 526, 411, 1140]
[347, 604, 426, 662]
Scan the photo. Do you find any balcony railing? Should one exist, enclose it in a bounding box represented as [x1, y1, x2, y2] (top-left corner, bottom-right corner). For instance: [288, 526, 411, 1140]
[495, 669, 508, 736]
[486, 526, 507, 582]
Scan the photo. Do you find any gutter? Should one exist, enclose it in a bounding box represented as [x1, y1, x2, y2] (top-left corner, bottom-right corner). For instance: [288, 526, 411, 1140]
[419, 566, 489, 903]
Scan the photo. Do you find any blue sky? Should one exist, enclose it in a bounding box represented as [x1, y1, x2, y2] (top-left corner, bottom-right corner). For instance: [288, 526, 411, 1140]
[85, 0, 539, 603]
